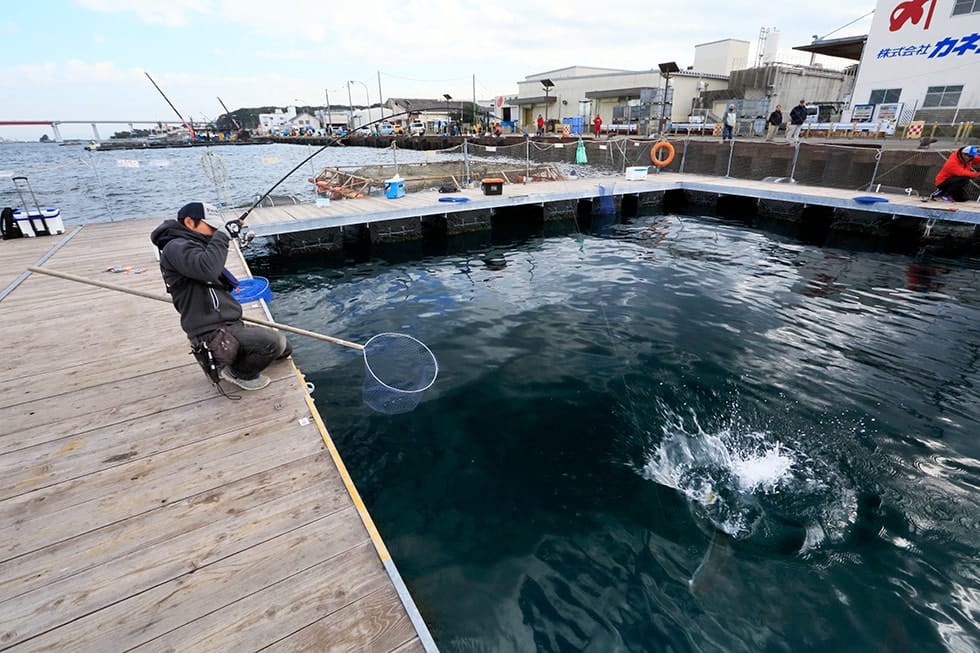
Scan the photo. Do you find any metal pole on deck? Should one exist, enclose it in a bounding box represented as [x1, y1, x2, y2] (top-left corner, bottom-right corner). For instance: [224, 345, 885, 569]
[789, 141, 801, 183]
[866, 147, 883, 192]
[679, 130, 690, 173]
[725, 138, 735, 178]
[525, 135, 530, 182]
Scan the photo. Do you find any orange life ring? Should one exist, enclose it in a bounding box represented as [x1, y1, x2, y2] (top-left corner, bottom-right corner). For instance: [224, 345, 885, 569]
[651, 141, 675, 167]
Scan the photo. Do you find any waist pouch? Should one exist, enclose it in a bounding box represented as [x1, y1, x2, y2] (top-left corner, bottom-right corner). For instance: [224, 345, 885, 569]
[204, 326, 240, 367]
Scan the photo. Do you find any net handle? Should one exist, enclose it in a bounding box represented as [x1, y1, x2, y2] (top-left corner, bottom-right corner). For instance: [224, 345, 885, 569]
[26, 266, 365, 351]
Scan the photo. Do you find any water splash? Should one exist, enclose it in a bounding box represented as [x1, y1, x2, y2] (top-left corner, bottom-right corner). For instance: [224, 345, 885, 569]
[634, 401, 855, 548]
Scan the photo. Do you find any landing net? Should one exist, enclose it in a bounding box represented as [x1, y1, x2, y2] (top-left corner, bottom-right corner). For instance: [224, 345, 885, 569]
[361, 333, 439, 415]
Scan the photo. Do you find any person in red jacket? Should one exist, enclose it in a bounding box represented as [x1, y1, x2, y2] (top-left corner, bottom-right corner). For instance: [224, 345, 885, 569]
[593, 114, 602, 136]
[930, 145, 979, 201]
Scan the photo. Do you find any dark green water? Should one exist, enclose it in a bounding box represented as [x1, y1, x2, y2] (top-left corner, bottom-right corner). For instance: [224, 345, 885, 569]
[250, 213, 980, 653]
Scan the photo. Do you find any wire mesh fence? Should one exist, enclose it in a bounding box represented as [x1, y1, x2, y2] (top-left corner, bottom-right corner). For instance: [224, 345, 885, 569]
[460, 135, 975, 200]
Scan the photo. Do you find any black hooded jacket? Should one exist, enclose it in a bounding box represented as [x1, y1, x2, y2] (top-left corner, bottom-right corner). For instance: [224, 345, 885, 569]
[149, 219, 242, 340]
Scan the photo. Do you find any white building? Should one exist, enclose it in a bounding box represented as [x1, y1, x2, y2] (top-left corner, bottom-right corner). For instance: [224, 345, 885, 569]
[693, 39, 751, 75]
[843, 0, 980, 123]
[258, 107, 297, 133]
[507, 57, 732, 135]
[290, 112, 321, 133]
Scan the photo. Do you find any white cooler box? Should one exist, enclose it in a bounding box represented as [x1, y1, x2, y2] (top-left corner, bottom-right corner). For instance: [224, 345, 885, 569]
[625, 166, 649, 181]
[12, 208, 64, 237]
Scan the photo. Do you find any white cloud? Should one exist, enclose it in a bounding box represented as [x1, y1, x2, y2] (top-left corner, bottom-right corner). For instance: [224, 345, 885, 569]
[75, 0, 212, 26]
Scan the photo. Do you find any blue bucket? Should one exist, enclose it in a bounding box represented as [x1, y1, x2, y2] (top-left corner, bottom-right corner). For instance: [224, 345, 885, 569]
[234, 277, 272, 303]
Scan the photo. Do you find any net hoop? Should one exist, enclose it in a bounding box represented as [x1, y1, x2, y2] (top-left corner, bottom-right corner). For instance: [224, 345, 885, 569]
[363, 332, 438, 392]
[361, 333, 438, 415]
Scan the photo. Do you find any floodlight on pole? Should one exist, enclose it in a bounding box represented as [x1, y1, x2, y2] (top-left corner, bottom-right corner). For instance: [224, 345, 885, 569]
[443, 94, 452, 133]
[541, 78, 555, 131]
[657, 62, 679, 135]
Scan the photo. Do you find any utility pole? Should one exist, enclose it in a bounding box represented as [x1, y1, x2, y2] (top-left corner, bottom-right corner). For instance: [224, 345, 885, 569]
[377, 71, 384, 120]
[324, 88, 332, 131]
[346, 82, 354, 128]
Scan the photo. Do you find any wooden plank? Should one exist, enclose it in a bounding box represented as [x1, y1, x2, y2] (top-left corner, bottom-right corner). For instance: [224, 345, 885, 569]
[264, 585, 420, 653]
[390, 639, 427, 653]
[0, 361, 290, 445]
[0, 452, 339, 602]
[0, 385, 316, 560]
[0, 462, 356, 650]
[0, 349, 193, 408]
[130, 542, 392, 652]
[0, 366, 303, 494]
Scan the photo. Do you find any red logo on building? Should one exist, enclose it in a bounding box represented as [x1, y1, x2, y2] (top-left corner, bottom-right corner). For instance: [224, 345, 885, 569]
[889, 0, 936, 32]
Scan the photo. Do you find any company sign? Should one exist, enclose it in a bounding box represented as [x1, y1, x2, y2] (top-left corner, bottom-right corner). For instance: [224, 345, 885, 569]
[876, 0, 979, 59]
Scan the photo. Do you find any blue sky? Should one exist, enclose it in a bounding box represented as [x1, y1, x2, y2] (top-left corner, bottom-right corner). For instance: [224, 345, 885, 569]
[0, 0, 874, 140]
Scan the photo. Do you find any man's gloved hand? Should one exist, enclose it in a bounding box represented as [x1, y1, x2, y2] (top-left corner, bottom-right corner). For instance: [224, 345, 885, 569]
[224, 219, 242, 238]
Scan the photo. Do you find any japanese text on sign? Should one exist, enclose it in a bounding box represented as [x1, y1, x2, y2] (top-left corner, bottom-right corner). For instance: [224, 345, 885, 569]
[876, 33, 980, 58]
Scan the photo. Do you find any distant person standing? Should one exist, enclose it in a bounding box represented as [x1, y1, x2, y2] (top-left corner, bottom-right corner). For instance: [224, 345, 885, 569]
[786, 100, 808, 143]
[929, 145, 980, 201]
[722, 104, 737, 142]
[537, 114, 545, 135]
[593, 114, 602, 137]
[766, 104, 783, 142]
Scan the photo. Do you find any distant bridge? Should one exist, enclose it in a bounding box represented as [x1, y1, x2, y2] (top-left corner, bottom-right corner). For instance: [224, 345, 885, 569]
[0, 120, 190, 142]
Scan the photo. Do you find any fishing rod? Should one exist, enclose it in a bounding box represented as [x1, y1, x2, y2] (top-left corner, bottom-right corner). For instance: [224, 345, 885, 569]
[144, 71, 197, 140]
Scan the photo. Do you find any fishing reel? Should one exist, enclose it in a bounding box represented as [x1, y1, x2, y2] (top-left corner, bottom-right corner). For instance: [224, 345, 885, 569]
[224, 219, 256, 249]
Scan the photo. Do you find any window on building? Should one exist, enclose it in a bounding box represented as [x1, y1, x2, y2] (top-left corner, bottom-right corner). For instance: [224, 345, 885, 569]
[923, 85, 964, 108]
[869, 88, 902, 104]
[952, 0, 979, 15]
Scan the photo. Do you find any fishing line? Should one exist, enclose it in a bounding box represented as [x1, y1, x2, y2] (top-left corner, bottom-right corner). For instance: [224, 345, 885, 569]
[83, 150, 115, 221]
[235, 108, 425, 225]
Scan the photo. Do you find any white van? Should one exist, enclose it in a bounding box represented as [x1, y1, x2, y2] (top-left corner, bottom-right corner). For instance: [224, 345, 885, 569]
[409, 120, 426, 136]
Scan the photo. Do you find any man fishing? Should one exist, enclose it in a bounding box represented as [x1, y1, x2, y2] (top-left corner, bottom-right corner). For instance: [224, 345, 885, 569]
[929, 145, 980, 202]
[150, 202, 290, 390]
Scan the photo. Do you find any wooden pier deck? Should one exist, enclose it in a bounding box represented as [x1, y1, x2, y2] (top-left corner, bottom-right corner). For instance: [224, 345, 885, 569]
[241, 172, 980, 237]
[0, 219, 435, 652]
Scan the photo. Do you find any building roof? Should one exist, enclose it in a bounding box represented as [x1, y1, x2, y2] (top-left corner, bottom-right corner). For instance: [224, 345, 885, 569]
[584, 87, 656, 99]
[386, 97, 459, 111]
[694, 38, 750, 47]
[793, 34, 867, 61]
[508, 95, 559, 106]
